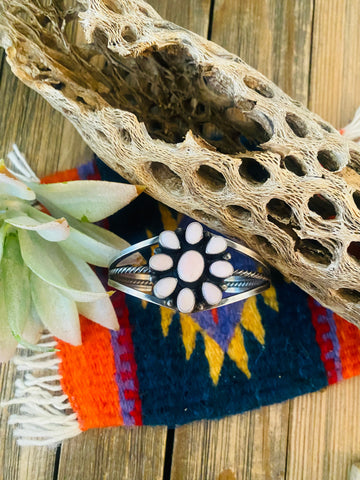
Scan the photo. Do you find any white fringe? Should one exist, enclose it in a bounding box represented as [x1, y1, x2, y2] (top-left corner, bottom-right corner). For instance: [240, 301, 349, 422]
[341, 106, 360, 143]
[1, 334, 81, 446]
[6, 144, 40, 183]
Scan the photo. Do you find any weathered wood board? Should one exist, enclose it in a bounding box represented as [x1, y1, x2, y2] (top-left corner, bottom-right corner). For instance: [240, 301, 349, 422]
[1, 1, 360, 479]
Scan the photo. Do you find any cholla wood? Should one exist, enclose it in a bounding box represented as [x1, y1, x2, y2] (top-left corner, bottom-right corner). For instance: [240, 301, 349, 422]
[1, 0, 360, 325]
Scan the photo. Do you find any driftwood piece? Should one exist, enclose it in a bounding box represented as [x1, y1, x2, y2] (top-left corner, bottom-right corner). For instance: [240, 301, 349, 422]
[1, 0, 360, 325]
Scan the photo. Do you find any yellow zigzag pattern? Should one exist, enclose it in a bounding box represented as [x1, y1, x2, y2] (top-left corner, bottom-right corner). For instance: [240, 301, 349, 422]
[145, 205, 280, 385]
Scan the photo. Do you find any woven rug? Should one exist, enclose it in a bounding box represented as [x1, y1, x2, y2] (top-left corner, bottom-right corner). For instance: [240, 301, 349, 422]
[4, 157, 360, 444]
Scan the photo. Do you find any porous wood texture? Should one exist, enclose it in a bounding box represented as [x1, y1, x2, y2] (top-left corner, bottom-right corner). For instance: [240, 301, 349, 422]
[1, 0, 360, 327]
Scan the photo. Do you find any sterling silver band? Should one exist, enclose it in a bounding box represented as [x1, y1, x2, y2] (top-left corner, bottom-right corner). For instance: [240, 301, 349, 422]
[108, 223, 271, 313]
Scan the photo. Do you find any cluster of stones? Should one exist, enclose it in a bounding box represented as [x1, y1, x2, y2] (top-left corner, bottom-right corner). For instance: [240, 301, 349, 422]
[149, 222, 234, 313]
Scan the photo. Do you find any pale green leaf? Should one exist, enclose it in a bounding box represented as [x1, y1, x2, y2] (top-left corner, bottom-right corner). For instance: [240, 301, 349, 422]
[0, 174, 35, 200]
[31, 180, 142, 222]
[5, 214, 70, 241]
[21, 303, 43, 345]
[0, 222, 6, 263]
[56, 249, 119, 330]
[2, 234, 31, 342]
[18, 229, 109, 302]
[26, 202, 124, 267]
[0, 276, 18, 362]
[30, 272, 81, 345]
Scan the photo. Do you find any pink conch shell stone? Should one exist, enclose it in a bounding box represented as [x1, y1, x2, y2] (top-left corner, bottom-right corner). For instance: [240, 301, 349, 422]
[185, 222, 203, 245]
[177, 250, 205, 282]
[177, 288, 196, 313]
[149, 253, 173, 272]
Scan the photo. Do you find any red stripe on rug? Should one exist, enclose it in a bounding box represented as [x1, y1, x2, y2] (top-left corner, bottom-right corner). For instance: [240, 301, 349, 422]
[334, 313, 360, 379]
[41, 167, 80, 184]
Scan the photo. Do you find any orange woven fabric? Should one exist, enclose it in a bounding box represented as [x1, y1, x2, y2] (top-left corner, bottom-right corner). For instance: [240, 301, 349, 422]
[57, 316, 123, 430]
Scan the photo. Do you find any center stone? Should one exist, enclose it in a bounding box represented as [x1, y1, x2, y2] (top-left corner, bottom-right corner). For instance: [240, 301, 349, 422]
[177, 250, 205, 283]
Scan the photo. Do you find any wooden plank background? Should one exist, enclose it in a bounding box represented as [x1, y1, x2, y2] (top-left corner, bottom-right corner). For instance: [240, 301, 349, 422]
[1, 1, 360, 479]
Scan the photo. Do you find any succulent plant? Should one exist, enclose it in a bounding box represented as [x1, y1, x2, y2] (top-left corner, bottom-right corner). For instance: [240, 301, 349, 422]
[0, 148, 144, 362]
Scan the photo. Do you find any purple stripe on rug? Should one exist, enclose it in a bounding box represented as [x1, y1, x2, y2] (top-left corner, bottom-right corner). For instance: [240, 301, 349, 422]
[110, 329, 136, 426]
[77, 161, 96, 180]
[315, 301, 343, 382]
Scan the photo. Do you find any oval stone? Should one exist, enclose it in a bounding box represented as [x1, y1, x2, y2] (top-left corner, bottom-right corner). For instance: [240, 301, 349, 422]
[209, 260, 234, 278]
[159, 230, 180, 250]
[177, 288, 196, 313]
[205, 236, 227, 255]
[149, 253, 173, 272]
[153, 277, 178, 299]
[177, 250, 204, 282]
[185, 222, 203, 245]
[202, 282, 223, 306]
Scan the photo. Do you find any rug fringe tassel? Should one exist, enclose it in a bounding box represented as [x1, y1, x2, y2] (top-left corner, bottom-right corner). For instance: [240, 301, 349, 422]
[1, 334, 81, 446]
[340, 106, 360, 143]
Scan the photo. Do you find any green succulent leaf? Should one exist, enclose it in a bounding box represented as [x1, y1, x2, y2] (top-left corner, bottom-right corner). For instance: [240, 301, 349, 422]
[5, 214, 70, 242]
[18, 229, 109, 302]
[55, 249, 119, 331]
[26, 202, 126, 267]
[0, 276, 18, 363]
[2, 234, 31, 342]
[0, 222, 6, 263]
[0, 174, 36, 201]
[30, 180, 143, 222]
[21, 303, 43, 345]
[30, 272, 81, 346]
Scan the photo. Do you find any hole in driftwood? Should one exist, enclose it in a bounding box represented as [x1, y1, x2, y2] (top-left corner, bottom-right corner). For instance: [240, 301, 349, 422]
[195, 102, 206, 116]
[353, 191, 360, 210]
[266, 199, 293, 223]
[337, 288, 360, 303]
[254, 235, 277, 256]
[51, 81, 65, 90]
[239, 158, 270, 184]
[226, 109, 274, 150]
[122, 26, 137, 43]
[285, 113, 308, 138]
[348, 150, 360, 174]
[281, 155, 306, 176]
[149, 162, 184, 194]
[295, 239, 332, 265]
[317, 150, 341, 172]
[347, 241, 360, 263]
[227, 205, 251, 221]
[308, 194, 336, 219]
[36, 14, 51, 27]
[36, 17, 282, 154]
[267, 216, 299, 241]
[243, 76, 274, 98]
[119, 128, 131, 144]
[196, 165, 226, 192]
[192, 210, 219, 225]
[138, 6, 150, 16]
[103, 0, 122, 13]
[76, 96, 87, 105]
[95, 129, 110, 143]
[318, 121, 335, 133]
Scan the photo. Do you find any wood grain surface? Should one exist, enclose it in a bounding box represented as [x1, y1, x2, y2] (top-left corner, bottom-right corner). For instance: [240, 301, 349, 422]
[1, 1, 360, 479]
